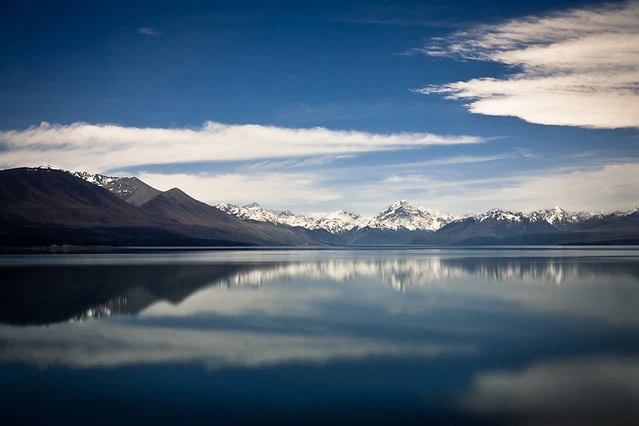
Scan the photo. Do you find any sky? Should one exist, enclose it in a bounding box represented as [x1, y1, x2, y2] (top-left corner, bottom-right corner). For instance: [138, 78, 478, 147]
[0, 0, 638, 215]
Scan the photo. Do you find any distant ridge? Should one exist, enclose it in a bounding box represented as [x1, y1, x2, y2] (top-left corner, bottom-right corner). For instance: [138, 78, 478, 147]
[2, 167, 638, 247]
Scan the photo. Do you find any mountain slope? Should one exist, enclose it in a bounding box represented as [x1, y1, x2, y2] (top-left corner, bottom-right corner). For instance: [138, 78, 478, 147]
[141, 189, 317, 245]
[414, 209, 556, 244]
[0, 168, 278, 247]
[412, 207, 639, 245]
[72, 170, 161, 206]
[0, 168, 162, 228]
[102, 177, 161, 206]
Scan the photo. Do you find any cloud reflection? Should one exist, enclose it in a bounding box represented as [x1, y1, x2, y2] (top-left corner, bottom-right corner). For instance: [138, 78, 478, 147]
[463, 357, 639, 425]
[0, 322, 475, 369]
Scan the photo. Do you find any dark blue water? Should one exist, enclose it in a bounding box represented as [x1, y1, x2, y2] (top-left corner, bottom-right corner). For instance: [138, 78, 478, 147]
[1, 248, 639, 425]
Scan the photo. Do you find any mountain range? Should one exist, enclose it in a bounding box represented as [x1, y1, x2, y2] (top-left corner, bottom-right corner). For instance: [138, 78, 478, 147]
[1, 166, 638, 247]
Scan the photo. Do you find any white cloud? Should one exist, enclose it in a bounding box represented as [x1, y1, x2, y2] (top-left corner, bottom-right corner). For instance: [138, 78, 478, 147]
[136, 161, 639, 214]
[245, 154, 355, 171]
[138, 171, 342, 208]
[413, 1, 639, 129]
[374, 162, 639, 213]
[137, 27, 160, 36]
[0, 121, 485, 173]
[394, 152, 517, 167]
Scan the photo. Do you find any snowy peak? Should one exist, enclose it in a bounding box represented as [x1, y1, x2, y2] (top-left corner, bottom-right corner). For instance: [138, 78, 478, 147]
[524, 206, 601, 227]
[67, 169, 161, 206]
[71, 171, 119, 187]
[325, 210, 364, 221]
[215, 203, 370, 234]
[476, 208, 524, 223]
[317, 210, 371, 234]
[215, 203, 325, 230]
[611, 206, 639, 217]
[367, 201, 455, 231]
[447, 206, 600, 229]
[216, 200, 456, 233]
[526, 206, 576, 226]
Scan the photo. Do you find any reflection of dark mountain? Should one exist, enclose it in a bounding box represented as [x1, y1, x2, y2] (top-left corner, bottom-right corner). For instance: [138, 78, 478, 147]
[0, 264, 252, 325]
[3, 255, 639, 325]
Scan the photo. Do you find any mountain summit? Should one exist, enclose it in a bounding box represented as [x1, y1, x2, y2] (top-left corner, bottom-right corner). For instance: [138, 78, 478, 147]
[366, 200, 455, 231]
[215, 200, 454, 234]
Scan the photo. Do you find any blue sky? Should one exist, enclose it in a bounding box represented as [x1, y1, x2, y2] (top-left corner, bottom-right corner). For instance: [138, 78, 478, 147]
[0, 0, 638, 214]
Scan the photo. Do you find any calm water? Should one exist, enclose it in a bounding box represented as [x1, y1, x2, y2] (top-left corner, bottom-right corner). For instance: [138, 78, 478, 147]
[2, 247, 639, 425]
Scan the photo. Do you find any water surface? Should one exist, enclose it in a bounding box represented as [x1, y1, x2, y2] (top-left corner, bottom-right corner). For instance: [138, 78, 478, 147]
[2, 248, 639, 425]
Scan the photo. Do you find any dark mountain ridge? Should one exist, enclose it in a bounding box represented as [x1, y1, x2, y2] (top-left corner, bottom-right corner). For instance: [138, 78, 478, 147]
[0, 168, 318, 247]
[2, 167, 638, 247]
[412, 208, 639, 245]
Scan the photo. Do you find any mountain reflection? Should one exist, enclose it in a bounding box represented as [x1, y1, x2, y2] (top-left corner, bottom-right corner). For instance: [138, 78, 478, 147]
[1, 251, 639, 426]
[2, 255, 639, 326]
[212, 256, 639, 290]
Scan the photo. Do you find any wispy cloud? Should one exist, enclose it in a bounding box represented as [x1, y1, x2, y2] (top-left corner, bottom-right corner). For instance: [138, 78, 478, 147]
[0, 121, 486, 173]
[334, 4, 457, 28]
[137, 27, 160, 36]
[373, 162, 639, 213]
[246, 155, 355, 171]
[411, 1, 639, 129]
[138, 171, 342, 209]
[0, 321, 466, 369]
[133, 161, 639, 215]
[394, 152, 518, 167]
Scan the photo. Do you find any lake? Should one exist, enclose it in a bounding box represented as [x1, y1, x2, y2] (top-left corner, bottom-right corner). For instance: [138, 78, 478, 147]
[2, 247, 639, 425]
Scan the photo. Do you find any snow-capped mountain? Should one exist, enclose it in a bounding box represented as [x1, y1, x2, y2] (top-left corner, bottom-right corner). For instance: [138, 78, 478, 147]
[216, 200, 454, 234]
[317, 210, 371, 234]
[449, 206, 597, 228]
[7, 167, 639, 246]
[473, 208, 524, 223]
[69, 170, 161, 206]
[365, 200, 455, 231]
[609, 206, 639, 218]
[524, 206, 597, 227]
[215, 202, 367, 233]
[216, 202, 318, 229]
[71, 171, 119, 186]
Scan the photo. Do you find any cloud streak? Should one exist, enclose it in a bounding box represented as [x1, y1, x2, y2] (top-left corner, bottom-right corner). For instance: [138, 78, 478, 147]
[137, 27, 160, 36]
[138, 171, 342, 208]
[134, 161, 639, 215]
[0, 121, 485, 173]
[374, 162, 639, 213]
[412, 1, 639, 129]
[0, 322, 469, 369]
